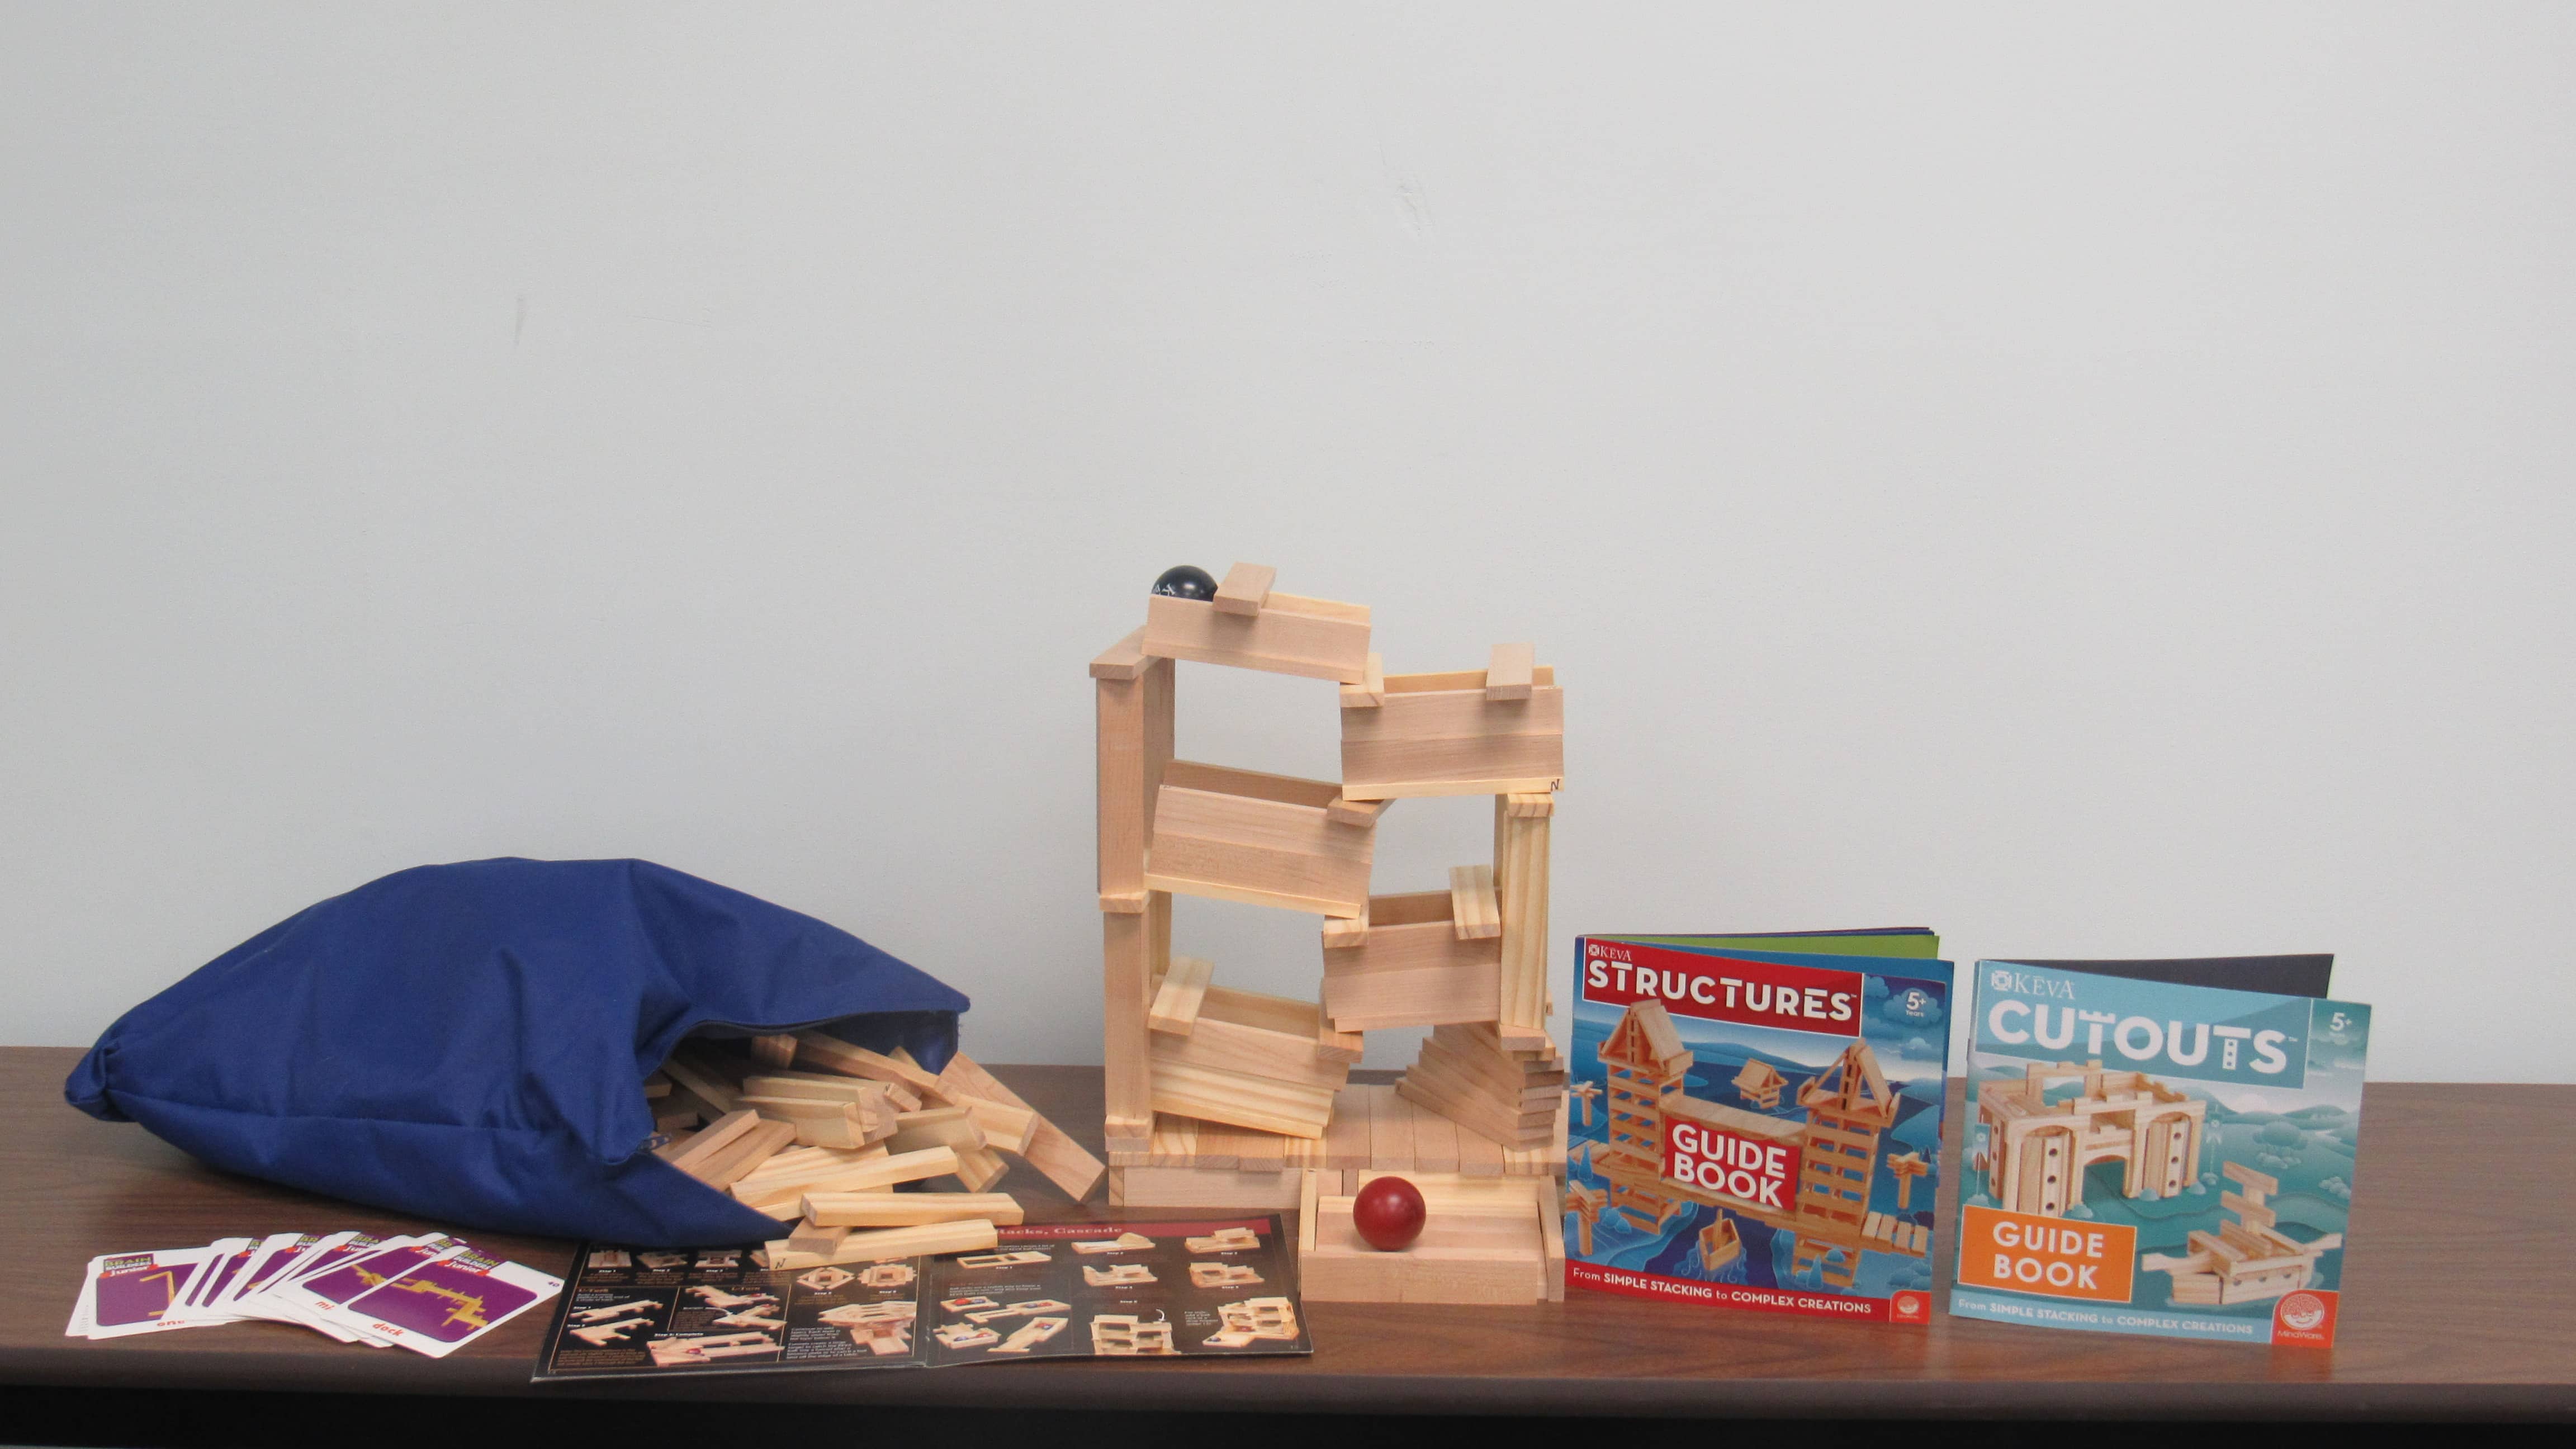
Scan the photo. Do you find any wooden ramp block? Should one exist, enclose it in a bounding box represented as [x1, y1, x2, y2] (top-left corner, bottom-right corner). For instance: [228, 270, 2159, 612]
[1322, 891, 1500, 1031]
[1341, 666, 1562, 800]
[1141, 590, 1371, 683]
[1150, 984, 1355, 1093]
[1144, 761, 1376, 918]
[1300, 1171, 1553, 1304]
[1149, 1058, 1337, 1139]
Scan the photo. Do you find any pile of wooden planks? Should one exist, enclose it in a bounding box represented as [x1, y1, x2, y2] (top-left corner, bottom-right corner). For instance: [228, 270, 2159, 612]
[647, 1031, 1106, 1266]
[1394, 1022, 1568, 1149]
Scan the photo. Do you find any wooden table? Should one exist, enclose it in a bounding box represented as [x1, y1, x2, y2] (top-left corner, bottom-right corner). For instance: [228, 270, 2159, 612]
[2, 1048, 2568, 1420]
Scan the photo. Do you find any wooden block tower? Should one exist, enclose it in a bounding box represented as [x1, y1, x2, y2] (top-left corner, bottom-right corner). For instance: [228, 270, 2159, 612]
[1093, 564, 1568, 1209]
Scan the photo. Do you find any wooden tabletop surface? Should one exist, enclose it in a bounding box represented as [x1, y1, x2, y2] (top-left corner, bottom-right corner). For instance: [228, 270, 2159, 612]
[3, 1047, 2568, 1419]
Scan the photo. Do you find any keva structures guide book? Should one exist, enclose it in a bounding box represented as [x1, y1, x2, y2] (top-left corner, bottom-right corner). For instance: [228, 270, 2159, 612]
[1951, 956, 2367, 1347]
[1564, 930, 1954, 1324]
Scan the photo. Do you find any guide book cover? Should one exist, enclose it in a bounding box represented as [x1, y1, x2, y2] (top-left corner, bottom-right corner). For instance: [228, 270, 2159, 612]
[1564, 930, 1953, 1324]
[1952, 958, 2368, 1347]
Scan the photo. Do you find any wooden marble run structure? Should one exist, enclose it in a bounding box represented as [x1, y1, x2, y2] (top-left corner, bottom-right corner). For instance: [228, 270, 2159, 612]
[2143, 1161, 2343, 1307]
[1590, 1000, 1929, 1287]
[1093, 564, 1568, 1228]
[1975, 1060, 2208, 1216]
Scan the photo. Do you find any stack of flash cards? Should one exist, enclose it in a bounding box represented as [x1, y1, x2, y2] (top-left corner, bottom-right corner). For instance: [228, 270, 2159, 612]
[67, 1230, 561, 1357]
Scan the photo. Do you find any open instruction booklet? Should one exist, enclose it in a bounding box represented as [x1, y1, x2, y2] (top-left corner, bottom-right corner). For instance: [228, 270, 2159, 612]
[533, 1216, 1310, 1379]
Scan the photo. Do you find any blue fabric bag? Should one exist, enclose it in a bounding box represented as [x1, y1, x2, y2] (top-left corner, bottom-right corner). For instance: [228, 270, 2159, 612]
[65, 858, 968, 1245]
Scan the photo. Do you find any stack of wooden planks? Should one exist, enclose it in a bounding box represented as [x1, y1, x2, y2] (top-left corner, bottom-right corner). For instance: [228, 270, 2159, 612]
[647, 1031, 1106, 1266]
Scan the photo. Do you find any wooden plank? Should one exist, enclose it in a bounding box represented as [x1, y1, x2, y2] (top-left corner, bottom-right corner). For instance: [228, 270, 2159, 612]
[953, 1094, 1038, 1156]
[1157, 1113, 1227, 1170]
[886, 1107, 1008, 1192]
[681, 1118, 799, 1191]
[658, 1109, 759, 1172]
[1448, 864, 1501, 940]
[1324, 794, 1391, 828]
[1505, 791, 1555, 818]
[1110, 1165, 1305, 1211]
[1398, 1069, 1552, 1150]
[1140, 591, 1371, 683]
[1213, 562, 1276, 616]
[1231, 1118, 1289, 1175]
[1485, 643, 1535, 702]
[937, 1050, 1108, 1203]
[742, 1075, 894, 1111]
[1089, 626, 1151, 681]
[1320, 905, 1370, 948]
[1148, 955, 1214, 1035]
[1097, 659, 1170, 904]
[1104, 910, 1154, 1135]
[784, 1221, 849, 1261]
[1495, 807, 1551, 1047]
[823, 1220, 998, 1265]
[790, 1032, 948, 1102]
[1540, 1175, 1568, 1302]
[732, 1146, 960, 1215]
[657, 1056, 743, 1116]
[801, 1192, 1026, 1228]
[1369, 1079, 1416, 1170]
[738, 1096, 883, 1149]
[1315, 1015, 1365, 1065]
[1323, 1086, 1375, 1171]
[1339, 652, 1387, 709]
[1299, 1169, 1322, 1255]
[1455, 1114, 1506, 1177]
[1412, 1105, 1461, 1173]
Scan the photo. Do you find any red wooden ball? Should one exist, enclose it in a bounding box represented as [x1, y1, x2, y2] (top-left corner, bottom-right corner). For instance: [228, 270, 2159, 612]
[1351, 1175, 1427, 1252]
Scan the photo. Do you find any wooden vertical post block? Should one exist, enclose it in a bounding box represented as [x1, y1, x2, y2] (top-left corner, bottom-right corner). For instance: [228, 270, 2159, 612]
[1104, 910, 1154, 1142]
[1097, 634, 1173, 1144]
[1497, 807, 1551, 1048]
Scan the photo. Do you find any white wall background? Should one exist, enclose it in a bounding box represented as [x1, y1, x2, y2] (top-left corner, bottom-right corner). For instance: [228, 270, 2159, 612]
[5, 4, 2570, 1080]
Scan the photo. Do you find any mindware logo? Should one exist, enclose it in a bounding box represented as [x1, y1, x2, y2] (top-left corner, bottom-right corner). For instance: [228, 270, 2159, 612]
[2272, 1290, 2339, 1347]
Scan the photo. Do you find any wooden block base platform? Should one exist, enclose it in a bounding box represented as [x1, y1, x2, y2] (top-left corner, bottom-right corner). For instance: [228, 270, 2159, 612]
[1107, 1082, 1564, 1209]
[1299, 1169, 1565, 1305]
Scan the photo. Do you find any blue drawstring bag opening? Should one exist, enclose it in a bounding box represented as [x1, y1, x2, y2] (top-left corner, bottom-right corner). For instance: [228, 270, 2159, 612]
[65, 858, 968, 1245]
